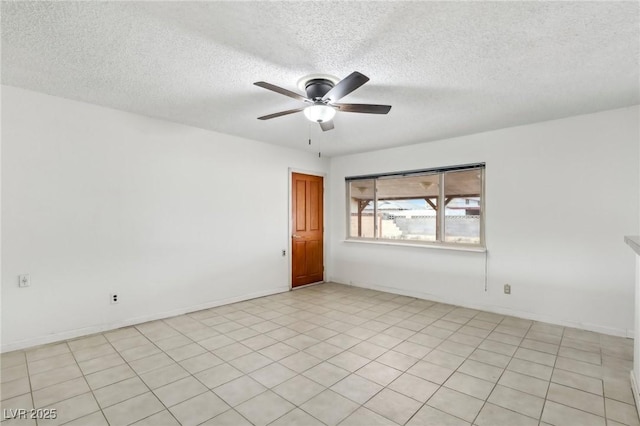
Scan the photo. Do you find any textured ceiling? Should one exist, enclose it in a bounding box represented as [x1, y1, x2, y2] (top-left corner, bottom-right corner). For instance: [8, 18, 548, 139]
[2, 1, 639, 157]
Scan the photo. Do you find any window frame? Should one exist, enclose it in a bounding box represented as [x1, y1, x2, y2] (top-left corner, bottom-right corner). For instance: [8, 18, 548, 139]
[345, 163, 485, 249]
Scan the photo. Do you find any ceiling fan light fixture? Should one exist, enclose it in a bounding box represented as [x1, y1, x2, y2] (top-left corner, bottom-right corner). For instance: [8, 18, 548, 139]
[304, 104, 336, 123]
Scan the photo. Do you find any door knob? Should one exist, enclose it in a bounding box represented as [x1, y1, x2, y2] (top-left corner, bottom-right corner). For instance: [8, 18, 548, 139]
[292, 234, 302, 239]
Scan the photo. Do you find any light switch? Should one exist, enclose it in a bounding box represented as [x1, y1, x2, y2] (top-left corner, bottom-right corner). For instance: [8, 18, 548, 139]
[18, 274, 30, 287]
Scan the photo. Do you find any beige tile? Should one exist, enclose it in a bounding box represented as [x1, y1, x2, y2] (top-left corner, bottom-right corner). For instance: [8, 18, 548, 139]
[388, 373, 438, 402]
[249, 362, 296, 388]
[236, 390, 295, 426]
[304, 361, 350, 387]
[67, 334, 108, 352]
[104, 327, 142, 342]
[507, 357, 553, 381]
[242, 334, 279, 351]
[356, 361, 402, 386]
[555, 356, 602, 379]
[129, 352, 174, 375]
[605, 398, 640, 426]
[552, 368, 603, 396]
[364, 388, 422, 424]
[279, 351, 322, 373]
[154, 335, 193, 351]
[541, 400, 606, 426]
[30, 364, 82, 390]
[0, 364, 28, 383]
[331, 373, 383, 404]
[214, 376, 266, 406]
[393, 341, 432, 358]
[427, 387, 483, 423]
[422, 349, 466, 370]
[520, 338, 559, 355]
[498, 370, 549, 398]
[457, 359, 503, 382]
[72, 343, 117, 362]
[131, 410, 180, 426]
[301, 389, 359, 426]
[165, 343, 206, 361]
[375, 350, 418, 371]
[349, 341, 388, 359]
[268, 408, 324, 426]
[170, 391, 230, 426]
[444, 371, 494, 399]
[325, 334, 362, 350]
[514, 347, 556, 367]
[110, 335, 151, 352]
[26, 343, 69, 362]
[604, 378, 635, 404]
[305, 342, 344, 360]
[478, 339, 517, 356]
[329, 351, 371, 372]
[213, 343, 253, 361]
[488, 385, 545, 419]
[93, 376, 149, 408]
[407, 405, 469, 426]
[437, 340, 476, 358]
[179, 352, 223, 374]
[1, 352, 26, 369]
[64, 411, 109, 426]
[28, 352, 76, 375]
[32, 377, 90, 407]
[406, 360, 454, 384]
[200, 409, 252, 426]
[469, 348, 511, 368]
[340, 406, 400, 425]
[546, 382, 604, 416]
[154, 376, 207, 407]
[84, 364, 135, 390]
[273, 374, 325, 405]
[139, 363, 190, 389]
[195, 363, 244, 389]
[40, 392, 99, 426]
[199, 334, 235, 351]
[259, 342, 299, 361]
[1, 393, 33, 414]
[120, 343, 161, 363]
[228, 351, 272, 373]
[77, 353, 125, 375]
[283, 334, 320, 350]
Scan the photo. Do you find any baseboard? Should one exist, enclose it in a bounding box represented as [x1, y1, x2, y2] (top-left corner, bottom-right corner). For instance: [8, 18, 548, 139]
[630, 371, 640, 420]
[1, 286, 289, 353]
[337, 279, 632, 338]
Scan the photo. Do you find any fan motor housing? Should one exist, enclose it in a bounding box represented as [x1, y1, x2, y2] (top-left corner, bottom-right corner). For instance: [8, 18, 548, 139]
[305, 79, 334, 100]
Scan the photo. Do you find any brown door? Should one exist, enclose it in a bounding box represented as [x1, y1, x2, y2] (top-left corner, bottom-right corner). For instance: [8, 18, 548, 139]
[291, 172, 324, 288]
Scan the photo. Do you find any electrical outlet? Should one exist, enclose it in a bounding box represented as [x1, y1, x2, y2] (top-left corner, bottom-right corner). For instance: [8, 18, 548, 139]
[282, 249, 286, 256]
[110, 293, 119, 304]
[18, 274, 30, 287]
[504, 284, 511, 294]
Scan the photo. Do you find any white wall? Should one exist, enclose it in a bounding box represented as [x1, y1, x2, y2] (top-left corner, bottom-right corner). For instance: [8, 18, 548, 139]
[328, 106, 640, 337]
[1, 86, 328, 352]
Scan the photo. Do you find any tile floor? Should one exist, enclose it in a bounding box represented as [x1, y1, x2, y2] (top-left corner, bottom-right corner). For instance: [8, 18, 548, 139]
[1, 282, 638, 426]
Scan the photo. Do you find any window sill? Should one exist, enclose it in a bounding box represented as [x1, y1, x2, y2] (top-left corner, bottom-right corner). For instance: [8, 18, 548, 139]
[343, 238, 486, 253]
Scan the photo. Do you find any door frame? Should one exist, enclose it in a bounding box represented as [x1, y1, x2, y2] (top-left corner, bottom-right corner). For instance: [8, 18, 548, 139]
[288, 168, 327, 290]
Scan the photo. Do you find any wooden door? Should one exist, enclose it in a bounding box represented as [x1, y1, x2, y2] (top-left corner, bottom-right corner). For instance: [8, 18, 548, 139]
[291, 173, 324, 287]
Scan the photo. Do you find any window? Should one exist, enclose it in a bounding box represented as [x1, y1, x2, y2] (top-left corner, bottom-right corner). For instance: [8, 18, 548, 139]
[347, 164, 484, 247]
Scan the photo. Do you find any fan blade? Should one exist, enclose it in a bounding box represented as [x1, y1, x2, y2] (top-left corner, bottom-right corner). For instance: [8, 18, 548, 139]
[322, 71, 369, 102]
[257, 107, 305, 120]
[319, 121, 334, 132]
[254, 81, 311, 103]
[333, 103, 392, 114]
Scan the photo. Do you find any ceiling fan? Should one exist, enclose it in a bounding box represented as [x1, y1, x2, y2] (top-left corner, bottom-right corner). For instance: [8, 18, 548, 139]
[254, 71, 391, 131]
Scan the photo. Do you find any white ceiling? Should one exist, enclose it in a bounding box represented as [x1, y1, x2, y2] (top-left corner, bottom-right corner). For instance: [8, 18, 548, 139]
[2, 1, 638, 157]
